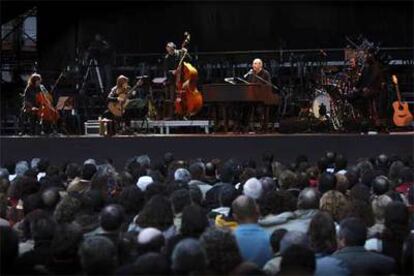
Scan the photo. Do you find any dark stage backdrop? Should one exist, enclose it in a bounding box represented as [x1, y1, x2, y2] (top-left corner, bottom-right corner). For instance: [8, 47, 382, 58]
[18, 0, 413, 70]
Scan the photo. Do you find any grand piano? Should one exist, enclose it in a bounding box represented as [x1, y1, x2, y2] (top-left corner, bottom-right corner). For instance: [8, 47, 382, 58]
[202, 83, 280, 131]
[203, 83, 279, 105]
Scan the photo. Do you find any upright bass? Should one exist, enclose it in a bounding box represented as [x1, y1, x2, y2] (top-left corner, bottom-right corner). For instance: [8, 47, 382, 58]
[174, 32, 203, 117]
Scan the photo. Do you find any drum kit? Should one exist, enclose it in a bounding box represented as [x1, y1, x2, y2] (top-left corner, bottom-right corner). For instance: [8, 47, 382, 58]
[309, 68, 359, 131]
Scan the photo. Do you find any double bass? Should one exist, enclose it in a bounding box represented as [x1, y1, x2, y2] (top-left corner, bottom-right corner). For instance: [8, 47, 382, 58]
[174, 32, 203, 117]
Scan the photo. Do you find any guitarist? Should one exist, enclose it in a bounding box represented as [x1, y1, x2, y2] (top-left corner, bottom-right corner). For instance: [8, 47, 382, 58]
[103, 75, 131, 130]
[107, 75, 130, 106]
[163, 42, 191, 119]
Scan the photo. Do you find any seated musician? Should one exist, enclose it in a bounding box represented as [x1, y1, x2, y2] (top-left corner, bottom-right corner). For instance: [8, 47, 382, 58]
[163, 42, 191, 119]
[20, 73, 43, 135]
[241, 58, 272, 131]
[103, 75, 131, 131]
[245, 58, 272, 85]
[107, 75, 130, 105]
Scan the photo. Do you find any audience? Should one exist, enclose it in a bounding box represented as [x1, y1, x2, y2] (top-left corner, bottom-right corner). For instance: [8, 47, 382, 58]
[0, 152, 412, 275]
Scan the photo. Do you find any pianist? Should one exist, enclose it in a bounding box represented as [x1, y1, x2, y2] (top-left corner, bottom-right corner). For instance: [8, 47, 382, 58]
[245, 58, 272, 85]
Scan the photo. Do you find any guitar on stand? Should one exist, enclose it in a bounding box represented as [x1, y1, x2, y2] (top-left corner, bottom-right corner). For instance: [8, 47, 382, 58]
[391, 75, 413, 127]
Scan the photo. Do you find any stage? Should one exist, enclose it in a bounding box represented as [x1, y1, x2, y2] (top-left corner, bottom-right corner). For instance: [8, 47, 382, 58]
[1, 133, 412, 168]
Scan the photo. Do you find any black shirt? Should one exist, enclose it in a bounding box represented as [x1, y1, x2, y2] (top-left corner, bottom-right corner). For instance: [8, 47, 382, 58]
[163, 49, 191, 83]
[246, 69, 272, 85]
[23, 85, 41, 108]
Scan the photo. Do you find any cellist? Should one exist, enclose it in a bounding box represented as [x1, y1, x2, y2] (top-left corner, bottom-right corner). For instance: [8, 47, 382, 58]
[163, 42, 191, 119]
[20, 73, 42, 135]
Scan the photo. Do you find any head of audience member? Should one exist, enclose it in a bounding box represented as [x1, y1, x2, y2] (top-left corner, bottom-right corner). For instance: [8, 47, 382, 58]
[136, 155, 151, 171]
[218, 183, 238, 208]
[174, 168, 192, 185]
[54, 194, 82, 223]
[65, 163, 81, 181]
[117, 185, 145, 216]
[260, 190, 296, 217]
[30, 212, 56, 243]
[318, 172, 337, 194]
[200, 227, 243, 274]
[188, 184, 203, 205]
[308, 211, 337, 254]
[171, 238, 207, 275]
[335, 173, 350, 195]
[371, 194, 392, 223]
[181, 204, 209, 238]
[320, 190, 349, 223]
[135, 195, 173, 231]
[243, 177, 263, 200]
[398, 166, 414, 185]
[79, 236, 117, 275]
[51, 222, 83, 271]
[356, 160, 374, 179]
[100, 204, 125, 232]
[205, 162, 217, 179]
[41, 187, 61, 211]
[388, 160, 405, 184]
[170, 189, 191, 215]
[279, 244, 316, 276]
[335, 154, 348, 172]
[218, 161, 236, 184]
[279, 170, 297, 190]
[270, 228, 288, 254]
[280, 231, 309, 254]
[82, 164, 97, 181]
[337, 217, 367, 249]
[297, 188, 320, 210]
[137, 227, 165, 254]
[383, 201, 410, 241]
[15, 160, 30, 177]
[189, 162, 205, 182]
[348, 198, 375, 227]
[132, 252, 170, 275]
[260, 176, 276, 194]
[136, 176, 153, 192]
[232, 195, 259, 224]
[350, 183, 371, 203]
[375, 154, 389, 172]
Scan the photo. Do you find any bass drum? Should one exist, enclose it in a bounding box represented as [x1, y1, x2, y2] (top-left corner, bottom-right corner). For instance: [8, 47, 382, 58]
[311, 90, 332, 120]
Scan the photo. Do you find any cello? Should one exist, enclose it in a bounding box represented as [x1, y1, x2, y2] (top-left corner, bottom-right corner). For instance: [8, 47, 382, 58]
[174, 32, 203, 117]
[36, 84, 60, 123]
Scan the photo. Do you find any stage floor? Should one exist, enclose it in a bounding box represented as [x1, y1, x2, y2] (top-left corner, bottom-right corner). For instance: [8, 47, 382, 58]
[1, 133, 413, 168]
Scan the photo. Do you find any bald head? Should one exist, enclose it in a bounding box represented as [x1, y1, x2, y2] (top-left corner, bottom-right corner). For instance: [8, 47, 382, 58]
[297, 188, 320, 210]
[252, 58, 263, 73]
[232, 195, 259, 223]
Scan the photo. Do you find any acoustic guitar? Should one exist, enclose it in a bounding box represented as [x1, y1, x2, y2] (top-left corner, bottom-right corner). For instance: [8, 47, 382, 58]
[108, 79, 142, 117]
[391, 75, 413, 127]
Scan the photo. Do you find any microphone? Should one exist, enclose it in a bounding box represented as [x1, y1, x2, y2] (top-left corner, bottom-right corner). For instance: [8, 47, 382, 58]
[320, 49, 327, 57]
[244, 69, 253, 79]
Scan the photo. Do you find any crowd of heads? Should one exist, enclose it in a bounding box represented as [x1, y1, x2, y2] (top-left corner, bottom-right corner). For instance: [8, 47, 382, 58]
[0, 151, 413, 275]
